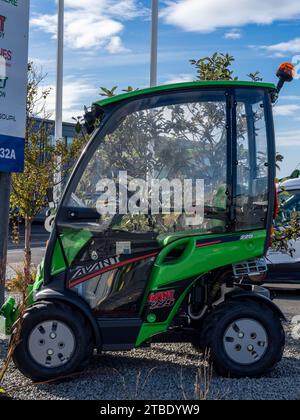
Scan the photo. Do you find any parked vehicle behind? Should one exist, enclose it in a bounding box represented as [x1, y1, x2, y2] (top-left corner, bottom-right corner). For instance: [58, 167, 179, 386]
[266, 178, 300, 284]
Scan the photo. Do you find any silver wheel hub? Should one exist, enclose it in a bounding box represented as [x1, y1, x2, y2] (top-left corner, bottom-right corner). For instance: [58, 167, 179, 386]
[28, 321, 75, 368]
[223, 318, 268, 365]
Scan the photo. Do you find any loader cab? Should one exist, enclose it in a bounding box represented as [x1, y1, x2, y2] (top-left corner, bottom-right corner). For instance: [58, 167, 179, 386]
[43, 82, 276, 316]
[11, 67, 297, 382]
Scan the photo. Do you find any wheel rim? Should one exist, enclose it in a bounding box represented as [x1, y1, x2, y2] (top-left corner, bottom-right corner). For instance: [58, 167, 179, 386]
[223, 318, 268, 366]
[28, 321, 75, 369]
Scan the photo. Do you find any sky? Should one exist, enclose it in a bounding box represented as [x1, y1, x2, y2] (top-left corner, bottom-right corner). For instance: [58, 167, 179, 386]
[28, 0, 300, 177]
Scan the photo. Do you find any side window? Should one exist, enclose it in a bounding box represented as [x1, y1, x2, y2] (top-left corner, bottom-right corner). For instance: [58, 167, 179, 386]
[66, 91, 229, 236]
[235, 90, 269, 231]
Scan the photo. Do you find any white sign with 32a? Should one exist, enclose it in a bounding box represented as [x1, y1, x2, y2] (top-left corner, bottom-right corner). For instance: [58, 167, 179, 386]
[0, 0, 30, 173]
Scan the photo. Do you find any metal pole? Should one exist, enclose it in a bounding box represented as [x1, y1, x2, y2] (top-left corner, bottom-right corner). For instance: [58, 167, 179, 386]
[54, 0, 64, 203]
[0, 173, 11, 307]
[150, 0, 158, 87]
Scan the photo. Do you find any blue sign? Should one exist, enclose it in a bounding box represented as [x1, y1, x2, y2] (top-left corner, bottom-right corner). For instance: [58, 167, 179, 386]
[0, 134, 25, 173]
[0, 0, 30, 174]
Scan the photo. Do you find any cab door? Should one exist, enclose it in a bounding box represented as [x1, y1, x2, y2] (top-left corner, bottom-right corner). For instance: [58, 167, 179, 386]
[49, 88, 232, 316]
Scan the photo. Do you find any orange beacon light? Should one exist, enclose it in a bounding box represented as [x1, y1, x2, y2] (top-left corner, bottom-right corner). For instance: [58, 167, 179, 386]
[276, 62, 296, 93]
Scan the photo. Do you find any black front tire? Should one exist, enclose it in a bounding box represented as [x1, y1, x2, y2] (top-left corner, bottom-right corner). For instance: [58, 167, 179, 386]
[13, 301, 94, 382]
[193, 300, 285, 378]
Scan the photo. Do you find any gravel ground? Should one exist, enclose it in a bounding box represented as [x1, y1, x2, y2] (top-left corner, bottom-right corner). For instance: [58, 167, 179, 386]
[1, 312, 299, 401]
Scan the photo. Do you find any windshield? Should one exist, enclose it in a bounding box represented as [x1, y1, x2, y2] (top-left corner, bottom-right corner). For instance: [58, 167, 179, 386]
[64, 90, 229, 236]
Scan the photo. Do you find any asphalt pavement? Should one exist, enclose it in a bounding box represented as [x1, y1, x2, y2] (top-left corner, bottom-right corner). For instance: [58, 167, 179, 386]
[6, 223, 48, 279]
[8, 223, 49, 250]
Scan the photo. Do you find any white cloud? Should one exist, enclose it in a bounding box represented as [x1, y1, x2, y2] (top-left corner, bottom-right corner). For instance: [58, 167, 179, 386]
[31, 0, 144, 53]
[224, 29, 242, 40]
[38, 79, 96, 122]
[164, 73, 194, 84]
[29, 57, 55, 68]
[106, 36, 130, 54]
[161, 0, 300, 32]
[282, 96, 300, 100]
[276, 130, 300, 147]
[273, 104, 300, 116]
[260, 38, 300, 56]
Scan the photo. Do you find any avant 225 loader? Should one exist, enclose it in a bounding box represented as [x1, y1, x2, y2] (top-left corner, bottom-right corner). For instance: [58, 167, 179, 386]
[1, 63, 295, 381]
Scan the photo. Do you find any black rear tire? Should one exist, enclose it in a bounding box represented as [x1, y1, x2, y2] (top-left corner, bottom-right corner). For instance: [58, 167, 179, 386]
[13, 301, 94, 382]
[193, 300, 285, 378]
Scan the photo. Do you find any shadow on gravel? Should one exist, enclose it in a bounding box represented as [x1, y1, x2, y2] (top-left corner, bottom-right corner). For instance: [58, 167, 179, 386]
[29, 348, 216, 400]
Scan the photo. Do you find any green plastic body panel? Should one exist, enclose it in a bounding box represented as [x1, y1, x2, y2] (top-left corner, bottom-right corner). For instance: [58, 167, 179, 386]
[30, 260, 45, 301]
[0, 260, 45, 335]
[51, 241, 66, 276]
[51, 229, 93, 276]
[59, 229, 93, 266]
[95, 81, 276, 108]
[135, 230, 267, 346]
[0, 229, 93, 335]
[0, 297, 17, 335]
[0, 229, 268, 339]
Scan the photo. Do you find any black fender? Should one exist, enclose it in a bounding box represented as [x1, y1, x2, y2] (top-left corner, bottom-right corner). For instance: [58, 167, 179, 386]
[225, 288, 286, 321]
[35, 288, 102, 348]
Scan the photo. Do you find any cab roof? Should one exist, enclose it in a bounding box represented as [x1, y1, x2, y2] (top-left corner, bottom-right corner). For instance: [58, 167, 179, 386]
[95, 80, 276, 108]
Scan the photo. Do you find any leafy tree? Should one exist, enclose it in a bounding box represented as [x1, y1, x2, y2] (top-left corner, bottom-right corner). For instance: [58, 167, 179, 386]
[10, 63, 86, 287]
[272, 213, 300, 256]
[247, 72, 263, 82]
[190, 53, 237, 81]
[99, 86, 118, 97]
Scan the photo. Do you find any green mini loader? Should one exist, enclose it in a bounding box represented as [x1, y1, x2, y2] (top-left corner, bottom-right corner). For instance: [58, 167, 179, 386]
[1, 63, 295, 381]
